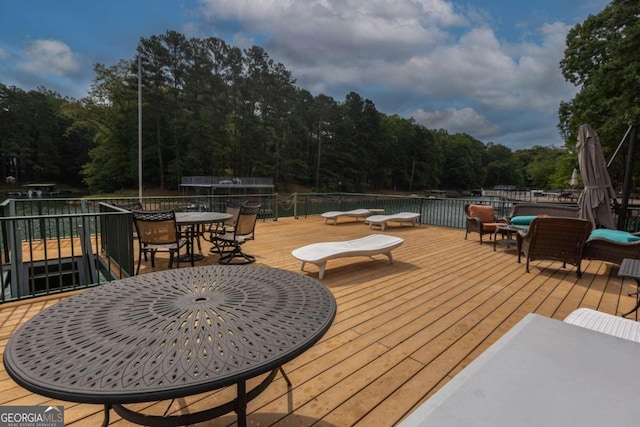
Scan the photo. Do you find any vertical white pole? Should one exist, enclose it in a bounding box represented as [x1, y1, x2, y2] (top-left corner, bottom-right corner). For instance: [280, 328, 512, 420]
[138, 56, 143, 203]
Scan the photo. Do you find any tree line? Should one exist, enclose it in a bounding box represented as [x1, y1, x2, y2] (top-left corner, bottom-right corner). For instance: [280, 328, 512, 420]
[1, 1, 637, 195]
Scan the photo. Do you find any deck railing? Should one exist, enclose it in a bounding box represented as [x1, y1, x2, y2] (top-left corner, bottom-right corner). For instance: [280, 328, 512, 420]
[0, 201, 134, 303]
[7, 192, 633, 303]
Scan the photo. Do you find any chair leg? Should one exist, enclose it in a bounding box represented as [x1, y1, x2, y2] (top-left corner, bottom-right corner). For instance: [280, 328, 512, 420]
[576, 262, 582, 278]
[219, 244, 255, 265]
[136, 249, 142, 275]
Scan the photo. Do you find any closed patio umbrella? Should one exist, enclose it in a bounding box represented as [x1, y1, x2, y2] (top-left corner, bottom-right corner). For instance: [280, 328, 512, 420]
[577, 124, 616, 229]
[570, 168, 579, 188]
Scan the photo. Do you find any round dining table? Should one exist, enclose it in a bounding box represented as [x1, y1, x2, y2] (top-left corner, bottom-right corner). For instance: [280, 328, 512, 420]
[175, 211, 233, 261]
[3, 265, 337, 427]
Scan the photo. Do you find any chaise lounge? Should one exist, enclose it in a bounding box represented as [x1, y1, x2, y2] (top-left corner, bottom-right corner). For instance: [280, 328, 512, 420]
[365, 212, 420, 230]
[291, 234, 404, 279]
[321, 209, 372, 225]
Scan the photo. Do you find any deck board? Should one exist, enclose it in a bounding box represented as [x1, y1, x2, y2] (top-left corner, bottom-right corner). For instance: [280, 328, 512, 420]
[0, 216, 635, 426]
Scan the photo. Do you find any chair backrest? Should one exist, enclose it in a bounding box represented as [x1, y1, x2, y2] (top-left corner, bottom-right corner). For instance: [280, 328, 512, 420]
[509, 203, 580, 219]
[132, 210, 179, 245]
[225, 200, 246, 226]
[235, 205, 261, 236]
[526, 217, 593, 261]
[465, 203, 495, 221]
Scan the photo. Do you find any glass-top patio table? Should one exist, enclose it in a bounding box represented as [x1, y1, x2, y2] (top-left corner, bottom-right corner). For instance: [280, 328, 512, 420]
[3, 265, 336, 427]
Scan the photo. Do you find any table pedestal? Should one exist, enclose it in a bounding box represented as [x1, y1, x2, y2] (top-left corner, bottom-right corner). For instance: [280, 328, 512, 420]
[109, 368, 291, 427]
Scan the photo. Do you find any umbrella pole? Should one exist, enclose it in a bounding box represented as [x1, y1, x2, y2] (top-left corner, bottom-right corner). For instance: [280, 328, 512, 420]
[618, 124, 639, 230]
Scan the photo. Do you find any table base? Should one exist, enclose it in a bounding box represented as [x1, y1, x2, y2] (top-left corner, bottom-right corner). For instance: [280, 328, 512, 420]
[176, 253, 204, 263]
[107, 367, 291, 427]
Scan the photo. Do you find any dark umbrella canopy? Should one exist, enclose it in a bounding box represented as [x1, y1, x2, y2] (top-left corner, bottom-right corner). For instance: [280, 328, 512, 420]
[577, 124, 616, 229]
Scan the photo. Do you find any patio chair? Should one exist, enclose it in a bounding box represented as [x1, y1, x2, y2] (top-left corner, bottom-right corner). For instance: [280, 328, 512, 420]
[464, 204, 505, 244]
[132, 210, 192, 274]
[516, 217, 593, 278]
[208, 200, 245, 242]
[215, 204, 261, 264]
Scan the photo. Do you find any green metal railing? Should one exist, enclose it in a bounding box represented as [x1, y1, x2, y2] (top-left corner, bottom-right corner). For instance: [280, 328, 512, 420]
[0, 203, 134, 303]
[6, 192, 634, 303]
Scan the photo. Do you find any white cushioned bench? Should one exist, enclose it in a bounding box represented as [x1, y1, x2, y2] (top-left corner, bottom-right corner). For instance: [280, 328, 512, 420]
[321, 209, 372, 225]
[291, 234, 404, 279]
[563, 307, 640, 343]
[365, 212, 420, 230]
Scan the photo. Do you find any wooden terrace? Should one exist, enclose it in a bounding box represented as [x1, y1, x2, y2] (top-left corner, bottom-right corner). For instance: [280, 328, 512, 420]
[0, 216, 635, 426]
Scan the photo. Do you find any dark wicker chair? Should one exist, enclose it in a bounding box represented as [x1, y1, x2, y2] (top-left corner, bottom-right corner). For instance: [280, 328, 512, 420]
[464, 203, 505, 244]
[583, 235, 640, 266]
[516, 217, 593, 278]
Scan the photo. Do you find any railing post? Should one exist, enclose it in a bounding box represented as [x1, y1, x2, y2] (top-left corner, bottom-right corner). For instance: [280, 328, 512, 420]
[79, 223, 97, 285]
[293, 193, 298, 219]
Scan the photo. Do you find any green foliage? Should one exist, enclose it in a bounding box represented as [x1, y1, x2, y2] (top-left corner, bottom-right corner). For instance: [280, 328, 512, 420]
[559, 0, 640, 186]
[522, 146, 567, 189]
[2, 26, 597, 194]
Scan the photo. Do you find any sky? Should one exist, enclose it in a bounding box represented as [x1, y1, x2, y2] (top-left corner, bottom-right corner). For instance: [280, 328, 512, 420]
[0, 0, 611, 150]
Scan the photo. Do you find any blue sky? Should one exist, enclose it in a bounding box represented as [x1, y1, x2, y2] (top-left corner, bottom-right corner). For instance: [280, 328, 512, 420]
[0, 0, 610, 150]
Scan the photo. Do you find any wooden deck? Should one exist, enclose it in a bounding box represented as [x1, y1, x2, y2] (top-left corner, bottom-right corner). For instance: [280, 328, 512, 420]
[0, 216, 636, 426]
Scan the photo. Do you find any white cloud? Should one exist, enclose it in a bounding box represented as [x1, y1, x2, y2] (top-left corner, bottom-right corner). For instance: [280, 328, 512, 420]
[21, 39, 80, 76]
[194, 0, 591, 147]
[0, 48, 8, 60]
[200, 1, 575, 111]
[412, 107, 501, 138]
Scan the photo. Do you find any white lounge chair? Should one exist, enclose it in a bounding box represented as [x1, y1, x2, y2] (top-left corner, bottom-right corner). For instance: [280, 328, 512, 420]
[291, 234, 404, 279]
[321, 209, 372, 225]
[564, 308, 640, 343]
[365, 212, 420, 230]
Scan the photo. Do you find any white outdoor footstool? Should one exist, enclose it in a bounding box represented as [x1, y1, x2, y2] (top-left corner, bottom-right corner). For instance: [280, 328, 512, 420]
[291, 234, 404, 279]
[563, 307, 640, 343]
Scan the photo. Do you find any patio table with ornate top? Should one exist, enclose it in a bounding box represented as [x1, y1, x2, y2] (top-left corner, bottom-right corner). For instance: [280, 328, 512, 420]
[3, 265, 337, 427]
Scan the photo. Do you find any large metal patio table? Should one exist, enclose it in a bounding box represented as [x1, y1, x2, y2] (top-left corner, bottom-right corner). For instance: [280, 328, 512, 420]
[3, 265, 336, 427]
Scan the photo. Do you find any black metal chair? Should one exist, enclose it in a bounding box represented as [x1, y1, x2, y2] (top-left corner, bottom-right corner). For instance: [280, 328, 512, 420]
[132, 210, 191, 274]
[215, 205, 261, 264]
[208, 200, 246, 245]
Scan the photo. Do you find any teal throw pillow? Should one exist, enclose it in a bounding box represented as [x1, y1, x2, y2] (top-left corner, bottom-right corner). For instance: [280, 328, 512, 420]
[510, 216, 536, 226]
[589, 229, 640, 243]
